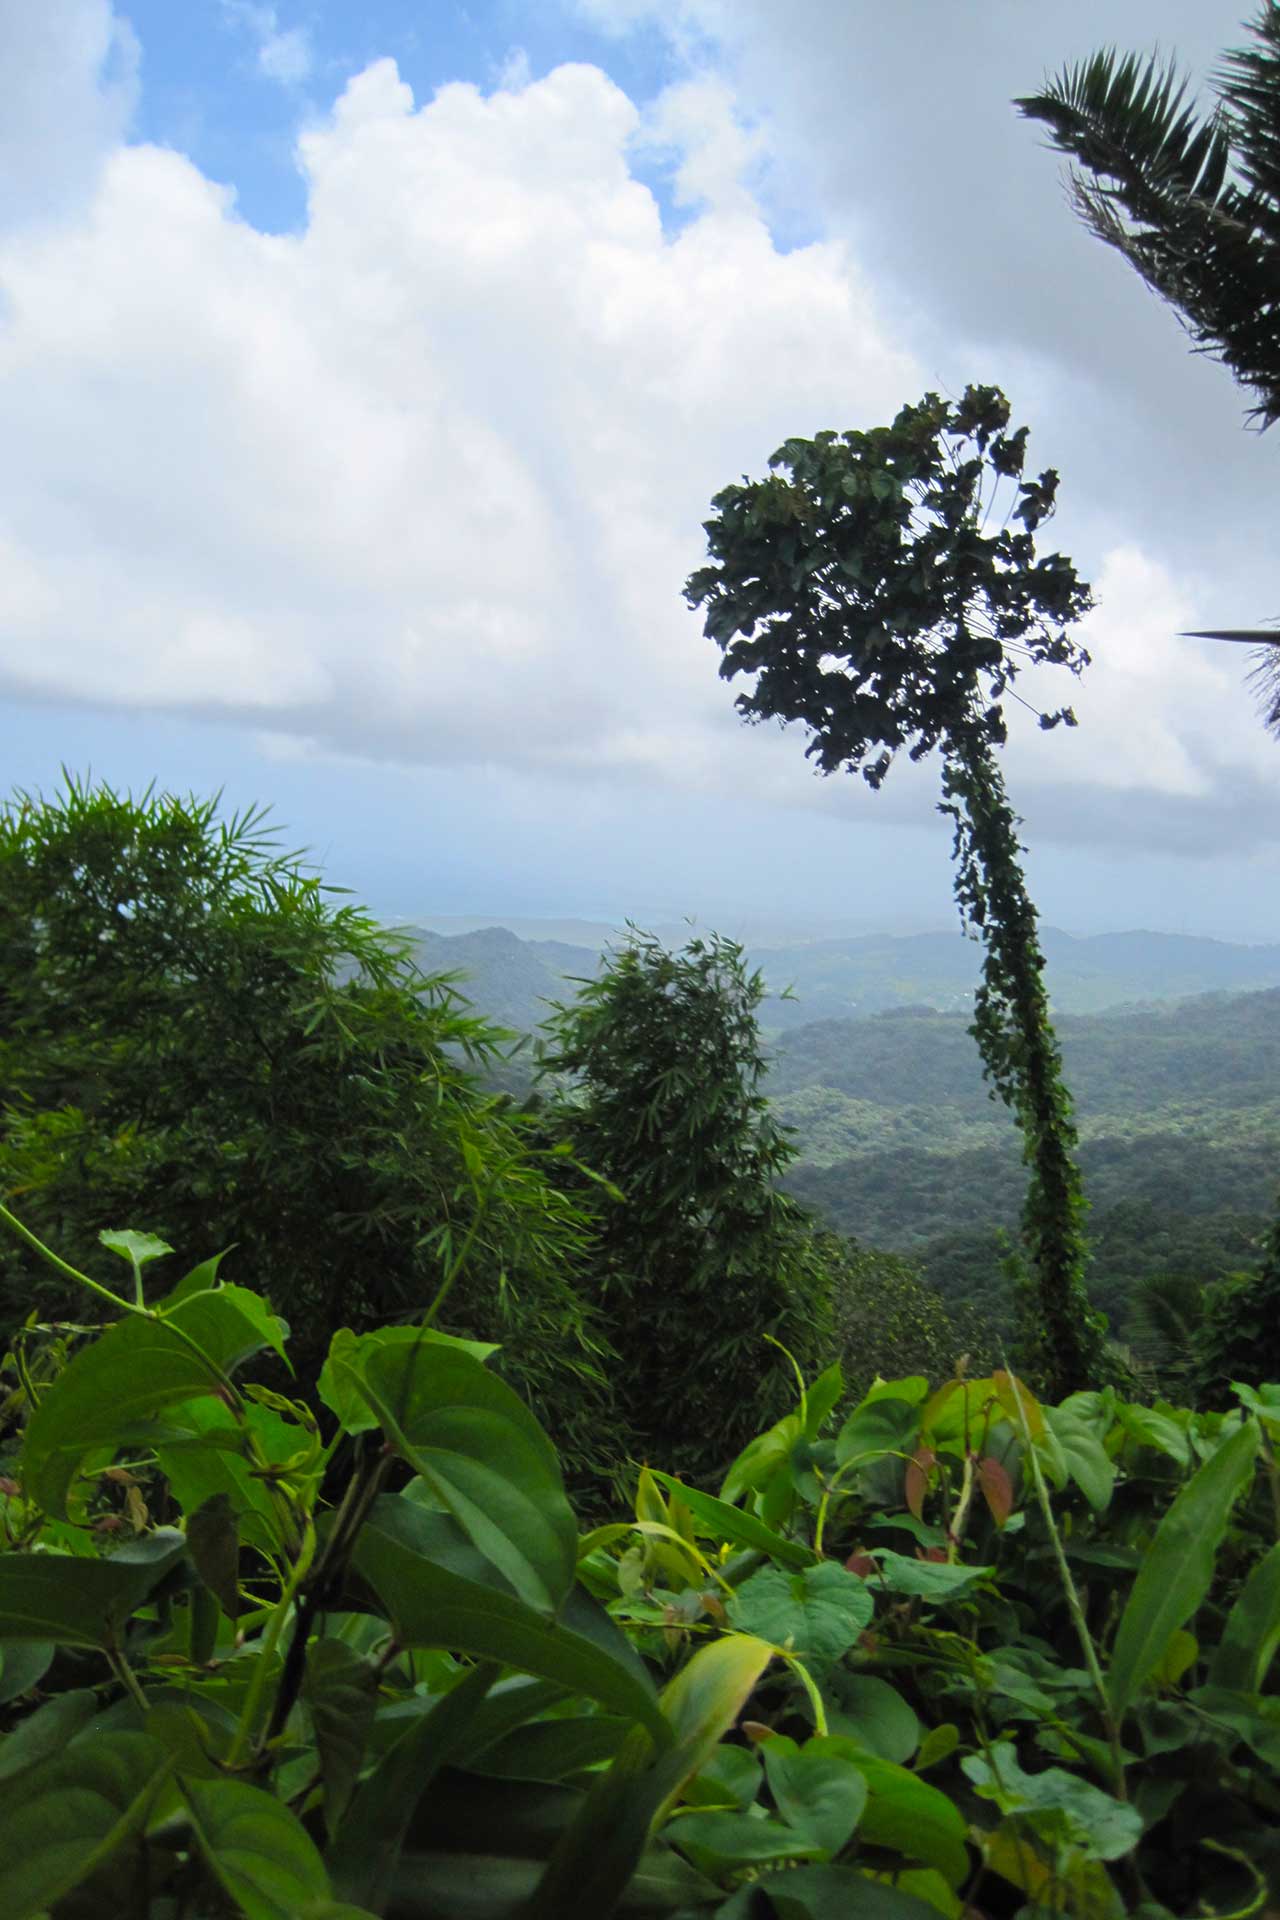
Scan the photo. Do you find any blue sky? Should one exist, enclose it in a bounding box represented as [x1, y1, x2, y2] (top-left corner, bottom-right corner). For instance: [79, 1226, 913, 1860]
[122, 3, 684, 233]
[3, 0, 1278, 939]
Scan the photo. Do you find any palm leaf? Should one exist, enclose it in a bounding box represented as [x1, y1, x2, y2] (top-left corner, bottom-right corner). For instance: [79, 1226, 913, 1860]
[1017, 8, 1280, 426]
[1183, 627, 1280, 737]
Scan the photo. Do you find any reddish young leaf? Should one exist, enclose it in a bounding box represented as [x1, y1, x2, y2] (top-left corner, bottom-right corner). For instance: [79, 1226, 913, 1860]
[978, 1456, 1014, 1528]
[905, 1447, 936, 1520]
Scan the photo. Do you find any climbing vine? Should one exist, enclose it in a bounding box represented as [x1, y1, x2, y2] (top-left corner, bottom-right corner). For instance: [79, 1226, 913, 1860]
[687, 385, 1108, 1393]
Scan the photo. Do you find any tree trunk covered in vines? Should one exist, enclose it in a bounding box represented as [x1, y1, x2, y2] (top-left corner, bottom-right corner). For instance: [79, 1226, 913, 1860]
[942, 737, 1108, 1398]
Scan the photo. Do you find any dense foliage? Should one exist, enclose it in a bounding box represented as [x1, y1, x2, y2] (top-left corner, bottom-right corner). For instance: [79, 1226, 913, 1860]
[538, 932, 835, 1482]
[0, 781, 614, 1478]
[0, 1208, 1277, 1918]
[686, 386, 1106, 1396]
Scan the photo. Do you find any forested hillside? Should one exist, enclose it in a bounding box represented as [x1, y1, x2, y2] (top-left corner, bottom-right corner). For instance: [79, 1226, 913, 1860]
[775, 991, 1280, 1333]
[404, 922, 1280, 1036]
[406, 927, 1280, 1342]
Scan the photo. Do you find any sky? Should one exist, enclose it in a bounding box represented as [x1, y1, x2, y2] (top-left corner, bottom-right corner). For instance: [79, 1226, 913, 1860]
[2, 0, 1278, 940]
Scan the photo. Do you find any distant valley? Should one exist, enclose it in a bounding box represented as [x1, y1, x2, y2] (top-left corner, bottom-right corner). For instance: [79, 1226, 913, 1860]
[401, 921, 1280, 1338]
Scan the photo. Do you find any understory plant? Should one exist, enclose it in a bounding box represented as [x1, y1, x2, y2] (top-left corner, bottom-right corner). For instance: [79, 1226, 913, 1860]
[1, 1206, 1279, 1917]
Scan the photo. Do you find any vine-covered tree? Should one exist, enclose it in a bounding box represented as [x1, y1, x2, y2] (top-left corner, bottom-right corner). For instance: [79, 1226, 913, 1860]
[0, 778, 614, 1477]
[685, 386, 1109, 1398]
[538, 930, 835, 1481]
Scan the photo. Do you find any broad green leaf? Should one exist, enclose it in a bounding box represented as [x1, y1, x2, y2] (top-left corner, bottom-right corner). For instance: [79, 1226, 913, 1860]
[762, 1734, 868, 1855]
[1210, 1540, 1280, 1693]
[1042, 1399, 1116, 1511]
[919, 1378, 998, 1448]
[349, 1495, 667, 1742]
[186, 1491, 240, 1619]
[327, 1662, 497, 1911]
[727, 1563, 872, 1665]
[672, 1808, 825, 1874]
[523, 1632, 775, 1920]
[963, 1743, 1142, 1862]
[863, 1377, 929, 1406]
[0, 1529, 188, 1647]
[835, 1396, 920, 1470]
[0, 1731, 171, 1919]
[0, 1638, 53, 1702]
[396, 1843, 715, 1917]
[156, 1395, 292, 1553]
[913, 1724, 960, 1773]
[826, 1674, 919, 1764]
[338, 1338, 576, 1614]
[1114, 1403, 1191, 1468]
[22, 1315, 226, 1516]
[719, 1412, 802, 1504]
[144, 1698, 234, 1779]
[803, 1362, 845, 1439]
[1234, 1381, 1280, 1438]
[318, 1326, 499, 1432]
[164, 1281, 291, 1374]
[684, 1742, 762, 1810]
[654, 1632, 777, 1812]
[99, 1228, 172, 1273]
[990, 1370, 1046, 1443]
[1185, 1685, 1280, 1769]
[446, 1676, 571, 1767]
[979, 1823, 1123, 1920]
[824, 1743, 970, 1888]
[1108, 1418, 1259, 1716]
[467, 1714, 632, 1781]
[863, 1551, 993, 1601]
[181, 1776, 333, 1920]
[304, 1639, 380, 1835]
[0, 1689, 98, 1780]
[647, 1471, 817, 1568]
[1152, 1628, 1198, 1688]
[732, 1863, 944, 1916]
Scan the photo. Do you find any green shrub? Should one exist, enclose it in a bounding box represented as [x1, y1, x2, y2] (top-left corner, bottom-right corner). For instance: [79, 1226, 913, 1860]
[539, 930, 836, 1483]
[819, 1231, 998, 1394]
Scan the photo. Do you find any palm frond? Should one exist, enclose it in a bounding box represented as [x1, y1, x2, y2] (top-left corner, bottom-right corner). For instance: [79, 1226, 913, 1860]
[1183, 626, 1280, 738]
[1017, 7, 1280, 427]
[1217, 3, 1280, 231]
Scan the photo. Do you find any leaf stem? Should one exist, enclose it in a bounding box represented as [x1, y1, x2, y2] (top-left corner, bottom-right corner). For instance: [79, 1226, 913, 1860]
[0, 1202, 132, 1313]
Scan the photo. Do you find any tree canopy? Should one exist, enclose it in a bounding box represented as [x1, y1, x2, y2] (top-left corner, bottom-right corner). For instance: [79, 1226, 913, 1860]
[0, 778, 614, 1477]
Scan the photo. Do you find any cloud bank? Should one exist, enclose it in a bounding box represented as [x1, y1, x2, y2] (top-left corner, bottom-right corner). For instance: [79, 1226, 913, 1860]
[0, 1, 1275, 861]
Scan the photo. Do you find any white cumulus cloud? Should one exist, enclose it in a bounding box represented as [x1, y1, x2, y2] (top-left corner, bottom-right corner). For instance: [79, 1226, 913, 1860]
[0, 47, 917, 788]
[0, 8, 1274, 862]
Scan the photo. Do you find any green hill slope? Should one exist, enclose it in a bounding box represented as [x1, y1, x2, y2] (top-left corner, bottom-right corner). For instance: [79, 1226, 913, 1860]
[774, 991, 1280, 1332]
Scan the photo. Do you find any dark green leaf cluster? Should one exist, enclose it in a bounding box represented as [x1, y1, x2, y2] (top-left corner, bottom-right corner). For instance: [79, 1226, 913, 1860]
[686, 386, 1091, 788]
[2, 1221, 1278, 1920]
